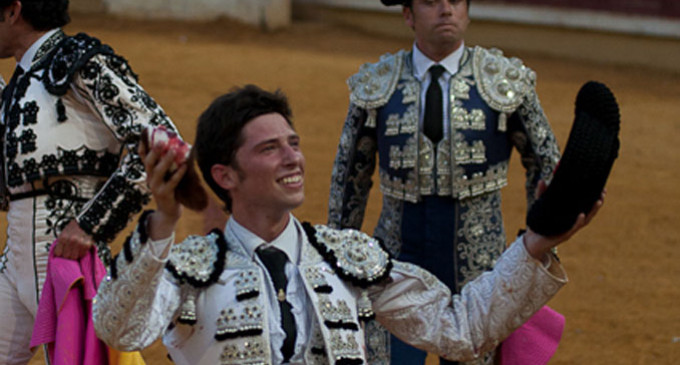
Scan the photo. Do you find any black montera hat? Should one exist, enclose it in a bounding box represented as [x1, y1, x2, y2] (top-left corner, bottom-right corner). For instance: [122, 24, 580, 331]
[526, 81, 620, 236]
[381, 0, 470, 7]
[381, 0, 406, 5]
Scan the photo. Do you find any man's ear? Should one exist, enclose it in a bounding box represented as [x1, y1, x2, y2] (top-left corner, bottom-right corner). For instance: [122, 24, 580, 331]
[4, 1, 22, 23]
[211, 164, 238, 191]
[403, 6, 415, 29]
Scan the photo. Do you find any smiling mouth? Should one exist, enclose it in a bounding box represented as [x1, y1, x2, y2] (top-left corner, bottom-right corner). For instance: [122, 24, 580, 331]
[278, 174, 303, 185]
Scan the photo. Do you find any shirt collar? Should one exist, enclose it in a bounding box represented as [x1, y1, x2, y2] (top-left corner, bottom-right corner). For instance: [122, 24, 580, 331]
[412, 41, 465, 81]
[227, 214, 301, 264]
[18, 28, 60, 71]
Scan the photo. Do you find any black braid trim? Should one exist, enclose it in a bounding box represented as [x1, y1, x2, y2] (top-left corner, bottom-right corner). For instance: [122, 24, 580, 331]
[177, 316, 196, 326]
[313, 285, 333, 294]
[122, 233, 134, 264]
[358, 312, 376, 322]
[311, 347, 326, 355]
[165, 228, 228, 288]
[137, 210, 153, 243]
[214, 328, 264, 342]
[323, 320, 360, 331]
[235, 290, 260, 302]
[112, 210, 153, 278]
[110, 253, 119, 280]
[39, 33, 119, 96]
[336, 358, 364, 365]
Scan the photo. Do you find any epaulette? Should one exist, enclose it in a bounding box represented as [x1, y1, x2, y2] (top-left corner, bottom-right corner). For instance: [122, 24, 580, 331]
[302, 222, 392, 289]
[165, 229, 228, 289]
[40, 33, 135, 96]
[348, 50, 405, 109]
[472, 46, 536, 113]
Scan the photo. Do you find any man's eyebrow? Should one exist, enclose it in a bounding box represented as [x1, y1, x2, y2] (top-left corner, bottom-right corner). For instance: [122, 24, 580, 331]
[253, 138, 279, 148]
[253, 133, 300, 148]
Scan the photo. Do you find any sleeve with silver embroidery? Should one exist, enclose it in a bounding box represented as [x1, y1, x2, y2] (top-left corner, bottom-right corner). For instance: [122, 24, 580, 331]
[508, 82, 560, 208]
[73, 53, 180, 243]
[328, 104, 378, 230]
[370, 239, 566, 361]
[93, 224, 183, 351]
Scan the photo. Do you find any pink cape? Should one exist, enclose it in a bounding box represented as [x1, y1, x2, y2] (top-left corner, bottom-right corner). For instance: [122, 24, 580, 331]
[30, 242, 109, 364]
[500, 306, 565, 365]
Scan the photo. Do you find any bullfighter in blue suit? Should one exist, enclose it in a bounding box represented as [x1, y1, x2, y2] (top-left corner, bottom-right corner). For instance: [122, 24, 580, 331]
[328, 0, 561, 364]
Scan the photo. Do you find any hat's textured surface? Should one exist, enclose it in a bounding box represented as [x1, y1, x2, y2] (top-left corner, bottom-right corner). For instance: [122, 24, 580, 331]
[527, 81, 620, 236]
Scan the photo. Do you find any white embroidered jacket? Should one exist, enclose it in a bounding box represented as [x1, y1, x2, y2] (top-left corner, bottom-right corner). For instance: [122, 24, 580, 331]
[93, 213, 567, 365]
[0, 30, 178, 245]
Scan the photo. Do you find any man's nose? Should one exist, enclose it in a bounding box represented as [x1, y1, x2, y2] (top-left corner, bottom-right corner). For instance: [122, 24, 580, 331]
[282, 145, 302, 164]
[441, 0, 453, 14]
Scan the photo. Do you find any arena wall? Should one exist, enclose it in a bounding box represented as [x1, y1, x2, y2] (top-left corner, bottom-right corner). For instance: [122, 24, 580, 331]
[293, 0, 680, 74]
[487, 0, 680, 19]
[68, 0, 680, 73]
[70, 0, 291, 30]
[294, 0, 680, 38]
[69, 0, 679, 39]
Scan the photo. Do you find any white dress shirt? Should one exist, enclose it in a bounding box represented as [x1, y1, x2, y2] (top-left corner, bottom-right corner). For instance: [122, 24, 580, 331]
[412, 42, 465, 141]
[18, 29, 60, 70]
[148, 215, 313, 364]
[227, 216, 313, 365]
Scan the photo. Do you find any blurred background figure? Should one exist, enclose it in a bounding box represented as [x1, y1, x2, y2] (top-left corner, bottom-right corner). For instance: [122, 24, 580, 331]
[0, 0, 179, 363]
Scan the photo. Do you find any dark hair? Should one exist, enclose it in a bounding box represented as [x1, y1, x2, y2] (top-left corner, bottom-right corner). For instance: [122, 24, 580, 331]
[0, 0, 70, 30]
[195, 84, 293, 212]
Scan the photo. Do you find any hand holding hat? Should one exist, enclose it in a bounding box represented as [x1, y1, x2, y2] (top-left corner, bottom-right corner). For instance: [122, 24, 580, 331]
[141, 126, 208, 211]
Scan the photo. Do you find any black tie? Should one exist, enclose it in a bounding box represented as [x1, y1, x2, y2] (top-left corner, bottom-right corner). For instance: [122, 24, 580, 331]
[257, 246, 297, 363]
[424, 65, 446, 144]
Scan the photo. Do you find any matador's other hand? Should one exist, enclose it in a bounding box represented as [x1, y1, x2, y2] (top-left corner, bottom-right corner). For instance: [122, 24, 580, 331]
[524, 189, 606, 260]
[54, 220, 94, 260]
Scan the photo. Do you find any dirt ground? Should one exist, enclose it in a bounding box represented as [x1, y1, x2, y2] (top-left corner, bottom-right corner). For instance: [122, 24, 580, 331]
[3, 11, 678, 365]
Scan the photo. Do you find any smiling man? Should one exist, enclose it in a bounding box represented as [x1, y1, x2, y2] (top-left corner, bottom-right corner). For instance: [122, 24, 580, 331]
[328, 1, 561, 363]
[93, 85, 599, 365]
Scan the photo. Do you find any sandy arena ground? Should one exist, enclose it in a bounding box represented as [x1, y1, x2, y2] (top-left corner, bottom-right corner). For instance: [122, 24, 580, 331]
[2, 11, 678, 365]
